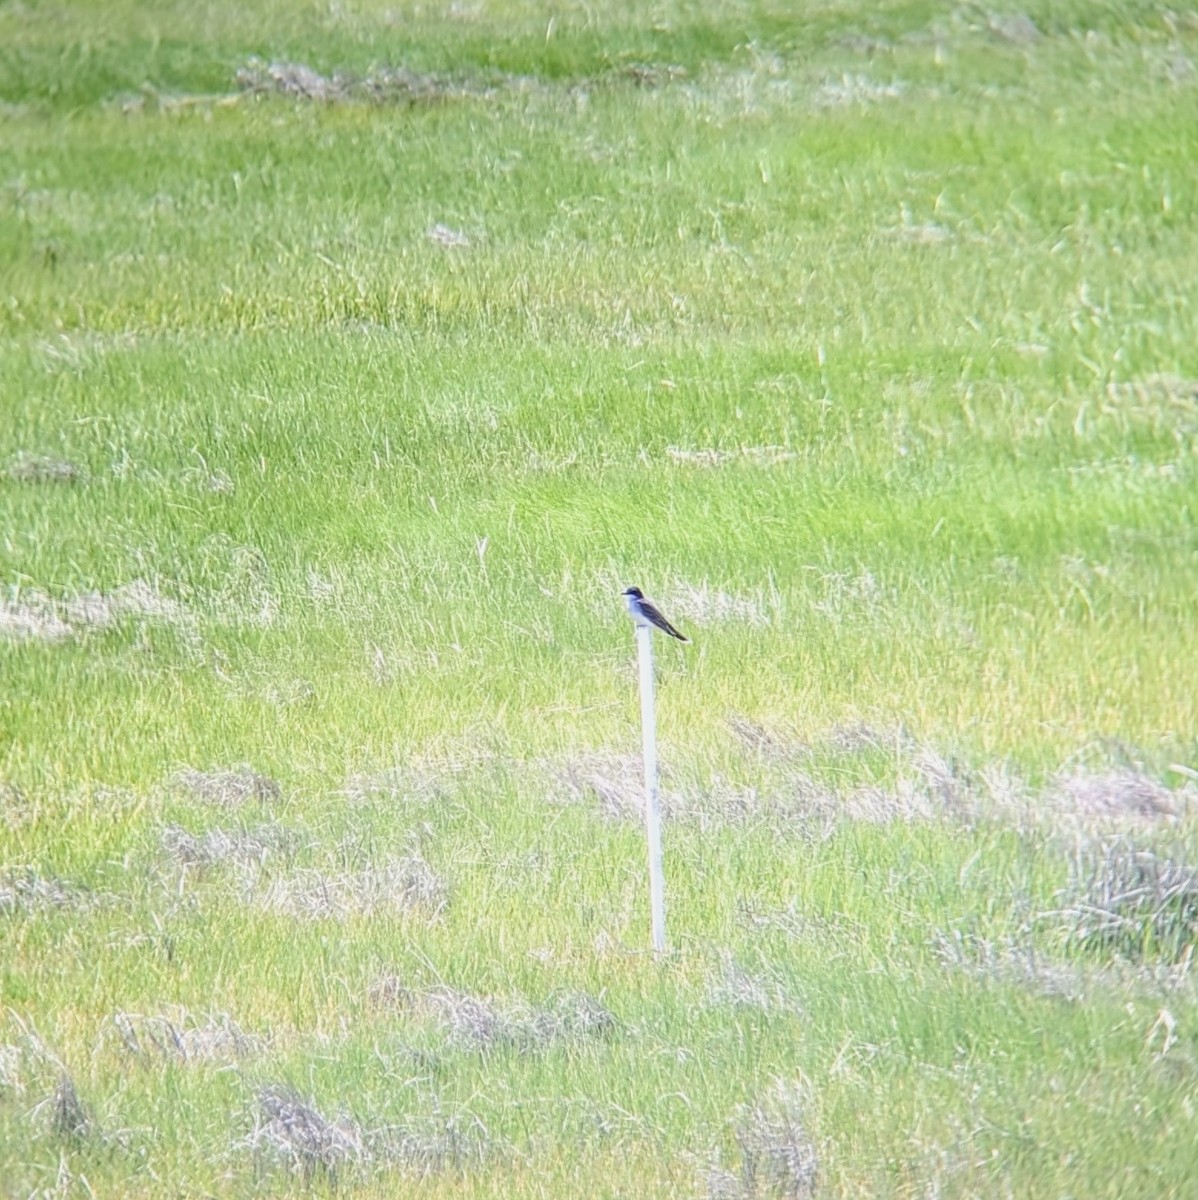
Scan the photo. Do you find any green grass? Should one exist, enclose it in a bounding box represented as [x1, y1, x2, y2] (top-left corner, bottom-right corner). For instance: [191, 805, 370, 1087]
[3, 1, 1198, 1196]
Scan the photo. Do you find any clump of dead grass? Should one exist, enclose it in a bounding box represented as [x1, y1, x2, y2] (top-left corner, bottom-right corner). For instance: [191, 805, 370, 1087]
[234, 58, 510, 105]
[931, 930, 1091, 1002]
[612, 61, 688, 87]
[707, 1080, 819, 1199]
[814, 73, 905, 106]
[0, 1043, 22, 1095]
[235, 59, 351, 101]
[1048, 770, 1189, 824]
[104, 1009, 265, 1063]
[370, 977, 616, 1054]
[666, 580, 773, 628]
[0, 868, 85, 915]
[690, 774, 839, 836]
[246, 1084, 490, 1182]
[0, 580, 190, 643]
[248, 1085, 367, 1180]
[252, 855, 446, 920]
[822, 722, 912, 756]
[549, 750, 676, 822]
[29, 1068, 97, 1145]
[4, 451, 84, 483]
[63, 580, 190, 629]
[49, 1073, 91, 1140]
[342, 765, 454, 807]
[706, 954, 803, 1016]
[726, 715, 803, 760]
[426, 223, 471, 248]
[372, 1114, 491, 1176]
[1052, 837, 1198, 962]
[160, 822, 298, 870]
[0, 588, 73, 641]
[172, 765, 281, 809]
[665, 445, 797, 468]
[1106, 372, 1198, 407]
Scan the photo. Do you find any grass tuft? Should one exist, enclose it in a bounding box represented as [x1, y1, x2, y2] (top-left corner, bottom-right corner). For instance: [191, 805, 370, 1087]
[706, 954, 802, 1016]
[1050, 770, 1190, 824]
[0, 582, 190, 643]
[248, 1085, 367, 1180]
[0, 868, 85, 915]
[1056, 838, 1198, 962]
[715, 1081, 819, 1200]
[252, 856, 446, 920]
[172, 766, 281, 809]
[160, 822, 298, 871]
[104, 1009, 264, 1063]
[371, 977, 616, 1053]
[3, 452, 84, 484]
[0, 589, 73, 642]
[48, 1073, 91, 1142]
[931, 930, 1090, 1002]
[550, 751, 655, 823]
[372, 1115, 492, 1177]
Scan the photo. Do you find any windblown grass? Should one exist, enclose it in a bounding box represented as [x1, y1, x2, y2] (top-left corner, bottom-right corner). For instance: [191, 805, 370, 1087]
[3, 0, 1198, 1196]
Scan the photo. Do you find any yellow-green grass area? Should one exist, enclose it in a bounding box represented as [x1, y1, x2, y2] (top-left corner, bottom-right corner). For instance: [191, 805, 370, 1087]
[3, 1, 1198, 1196]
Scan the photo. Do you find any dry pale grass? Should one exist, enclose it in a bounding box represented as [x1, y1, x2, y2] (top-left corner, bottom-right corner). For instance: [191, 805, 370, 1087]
[234, 58, 513, 105]
[180, 462, 234, 494]
[0, 868, 85, 915]
[371, 1115, 491, 1177]
[171, 765, 281, 809]
[1105, 372, 1198, 408]
[369, 976, 616, 1054]
[540, 735, 1189, 849]
[706, 1080, 819, 1200]
[822, 723, 913, 756]
[693, 743, 978, 832]
[0, 581, 190, 642]
[726, 715, 802, 760]
[246, 1084, 490, 1181]
[160, 822, 298, 870]
[931, 930, 1091, 1002]
[4, 451, 84, 483]
[234, 59, 352, 101]
[0, 589, 72, 641]
[548, 739, 982, 832]
[690, 774, 839, 835]
[0, 1043, 22, 1095]
[1051, 837, 1198, 962]
[665, 446, 797, 468]
[49, 1074, 91, 1140]
[426, 223, 471, 248]
[814, 73, 906, 106]
[247, 1085, 366, 1180]
[1048, 770, 1191, 824]
[28, 1071, 96, 1145]
[809, 568, 897, 627]
[63, 580, 190, 629]
[549, 750, 671, 823]
[665, 580, 773, 629]
[705, 954, 803, 1016]
[103, 1009, 265, 1063]
[341, 765, 455, 807]
[251, 856, 446, 920]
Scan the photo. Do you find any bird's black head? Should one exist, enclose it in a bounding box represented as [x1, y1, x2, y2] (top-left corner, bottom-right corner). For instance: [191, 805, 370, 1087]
[622, 586, 643, 598]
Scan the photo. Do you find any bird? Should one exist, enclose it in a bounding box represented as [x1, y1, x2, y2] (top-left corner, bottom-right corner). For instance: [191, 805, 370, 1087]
[622, 586, 690, 642]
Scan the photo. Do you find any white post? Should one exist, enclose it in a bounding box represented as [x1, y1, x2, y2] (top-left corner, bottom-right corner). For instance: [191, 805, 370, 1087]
[637, 623, 666, 953]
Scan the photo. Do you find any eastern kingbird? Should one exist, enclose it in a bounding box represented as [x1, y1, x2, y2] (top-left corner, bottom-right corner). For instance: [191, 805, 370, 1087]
[622, 587, 690, 642]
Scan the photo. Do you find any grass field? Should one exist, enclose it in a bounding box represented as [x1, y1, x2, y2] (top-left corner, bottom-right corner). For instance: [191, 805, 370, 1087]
[3, 1, 1198, 1195]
